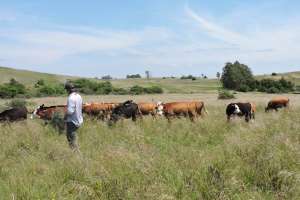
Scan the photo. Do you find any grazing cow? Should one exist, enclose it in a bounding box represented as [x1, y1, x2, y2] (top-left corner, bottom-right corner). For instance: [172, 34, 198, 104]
[226, 102, 255, 122]
[0, 107, 28, 122]
[160, 101, 207, 122]
[31, 104, 67, 120]
[265, 97, 289, 112]
[109, 100, 140, 124]
[83, 102, 118, 120]
[137, 102, 161, 117]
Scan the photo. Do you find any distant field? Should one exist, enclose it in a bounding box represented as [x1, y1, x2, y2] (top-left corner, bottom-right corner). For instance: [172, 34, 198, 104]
[1, 66, 300, 94]
[0, 93, 299, 199]
[0, 66, 221, 93]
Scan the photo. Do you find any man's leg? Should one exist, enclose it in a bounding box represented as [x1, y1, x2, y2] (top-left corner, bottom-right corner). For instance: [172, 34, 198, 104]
[66, 122, 78, 149]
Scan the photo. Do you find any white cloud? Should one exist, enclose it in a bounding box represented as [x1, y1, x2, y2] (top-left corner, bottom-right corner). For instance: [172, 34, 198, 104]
[184, 5, 249, 45]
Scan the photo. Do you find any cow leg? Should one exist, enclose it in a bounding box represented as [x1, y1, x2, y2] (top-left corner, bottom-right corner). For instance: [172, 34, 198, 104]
[245, 113, 250, 122]
[188, 112, 196, 122]
[132, 114, 137, 122]
[227, 115, 231, 122]
[151, 112, 156, 119]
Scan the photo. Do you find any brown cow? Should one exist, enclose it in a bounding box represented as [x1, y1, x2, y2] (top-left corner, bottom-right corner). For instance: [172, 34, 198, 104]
[265, 97, 289, 112]
[137, 102, 159, 117]
[31, 104, 67, 120]
[83, 102, 118, 120]
[160, 101, 207, 122]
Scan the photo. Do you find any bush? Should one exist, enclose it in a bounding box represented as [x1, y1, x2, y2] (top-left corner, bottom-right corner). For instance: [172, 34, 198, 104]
[34, 79, 45, 88]
[0, 79, 26, 98]
[271, 72, 278, 76]
[144, 86, 163, 94]
[257, 78, 294, 93]
[101, 75, 112, 80]
[218, 90, 235, 99]
[6, 99, 27, 108]
[181, 75, 196, 80]
[130, 85, 145, 95]
[37, 84, 66, 97]
[267, 87, 280, 94]
[239, 84, 251, 92]
[129, 85, 163, 95]
[126, 74, 141, 79]
[71, 79, 113, 95]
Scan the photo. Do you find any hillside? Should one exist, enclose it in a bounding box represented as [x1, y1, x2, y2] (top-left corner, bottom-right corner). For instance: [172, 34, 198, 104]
[257, 71, 300, 85]
[0, 66, 76, 85]
[0, 66, 221, 93]
[1, 66, 299, 93]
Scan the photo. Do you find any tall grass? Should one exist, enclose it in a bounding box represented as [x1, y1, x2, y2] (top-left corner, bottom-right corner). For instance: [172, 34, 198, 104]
[0, 104, 299, 199]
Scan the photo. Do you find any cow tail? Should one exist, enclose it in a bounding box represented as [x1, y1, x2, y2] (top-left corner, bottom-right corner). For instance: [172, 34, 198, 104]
[203, 103, 209, 115]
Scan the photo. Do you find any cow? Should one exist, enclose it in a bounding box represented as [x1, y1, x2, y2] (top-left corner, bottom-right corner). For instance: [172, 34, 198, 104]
[265, 97, 289, 112]
[137, 102, 161, 118]
[109, 100, 140, 124]
[31, 104, 67, 120]
[159, 101, 207, 122]
[0, 107, 28, 122]
[83, 102, 118, 120]
[226, 102, 255, 122]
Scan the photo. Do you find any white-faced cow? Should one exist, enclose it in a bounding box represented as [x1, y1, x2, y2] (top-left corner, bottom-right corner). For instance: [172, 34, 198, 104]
[226, 102, 256, 122]
[31, 104, 67, 120]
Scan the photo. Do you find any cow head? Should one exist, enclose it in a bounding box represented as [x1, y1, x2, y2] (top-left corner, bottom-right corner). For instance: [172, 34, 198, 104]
[233, 104, 241, 114]
[156, 101, 164, 116]
[31, 104, 45, 119]
[227, 103, 241, 116]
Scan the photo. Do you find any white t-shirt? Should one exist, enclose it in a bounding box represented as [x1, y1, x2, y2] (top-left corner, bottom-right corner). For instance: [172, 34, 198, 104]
[66, 92, 83, 127]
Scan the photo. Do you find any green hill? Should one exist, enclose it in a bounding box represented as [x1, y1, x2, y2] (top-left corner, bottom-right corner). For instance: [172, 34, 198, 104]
[1, 66, 299, 93]
[0, 66, 76, 85]
[257, 71, 300, 85]
[0, 66, 221, 93]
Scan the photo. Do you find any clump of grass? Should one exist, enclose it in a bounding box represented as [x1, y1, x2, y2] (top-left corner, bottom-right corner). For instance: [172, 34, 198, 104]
[218, 89, 236, 99]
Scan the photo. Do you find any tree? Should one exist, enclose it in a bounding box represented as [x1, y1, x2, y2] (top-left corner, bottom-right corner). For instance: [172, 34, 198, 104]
[216, 72, 221, 80]
[145, 70, 150, 79]
[221, 61, 255, 91]
[101, 75, 112, 80]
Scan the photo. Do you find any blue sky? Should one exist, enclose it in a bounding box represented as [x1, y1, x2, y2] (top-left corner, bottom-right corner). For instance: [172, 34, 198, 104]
[0, 0, 300, 78]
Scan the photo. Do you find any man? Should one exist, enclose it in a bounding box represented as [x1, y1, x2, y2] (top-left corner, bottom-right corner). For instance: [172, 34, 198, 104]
[64, 82, 83, 149]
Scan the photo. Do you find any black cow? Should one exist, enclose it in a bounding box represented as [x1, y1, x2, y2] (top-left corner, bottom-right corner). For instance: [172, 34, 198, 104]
[226, 103, 254, 122]
[0, 107, 28, 122]
[109, 100, 140, 124]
